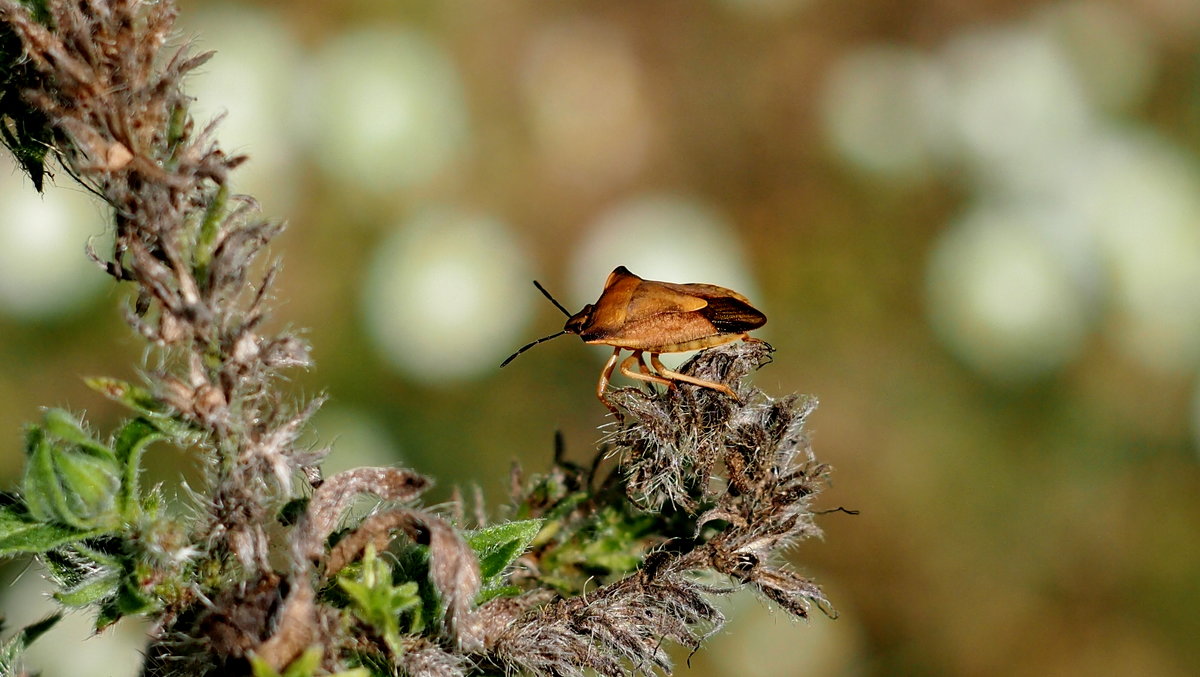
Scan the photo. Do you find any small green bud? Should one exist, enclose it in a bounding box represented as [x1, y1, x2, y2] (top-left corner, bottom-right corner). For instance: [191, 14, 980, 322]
[53, 448, 121, 528]
[21, 411, 122, 530]
[22, 426, 59, 524]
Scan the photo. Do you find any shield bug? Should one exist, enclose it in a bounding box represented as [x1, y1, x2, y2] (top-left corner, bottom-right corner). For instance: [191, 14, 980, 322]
[501, 266, 767, 419]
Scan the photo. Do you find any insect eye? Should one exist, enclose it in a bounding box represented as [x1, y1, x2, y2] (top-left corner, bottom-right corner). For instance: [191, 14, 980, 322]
[564, 304, 593, 333]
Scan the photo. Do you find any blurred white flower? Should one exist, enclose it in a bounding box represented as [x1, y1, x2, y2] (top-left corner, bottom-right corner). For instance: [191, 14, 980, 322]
[926, 204, 1098, 381]
[1069, 130, 1200, 373]
[0, 161, 108, 319]
[362, 206, 531, 383]
[305, 27, 470, 193]
[939, 25, 1095, 193]
[820, 45, 950, 178]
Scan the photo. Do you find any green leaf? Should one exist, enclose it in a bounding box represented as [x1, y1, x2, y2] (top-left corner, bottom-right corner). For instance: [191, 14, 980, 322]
[42, 544, 158, 630]
[0, 613, 61, 676]
[53, 447, 121, 527]
[40, 545, 126, 618]
[249, 653, 278, 677]
[84, 378, 165, 416]
[112, 418, 163, 468]
[277, 497, 309, 526]
[53, 570, 120, 607]
[117, 568, 159, 615]
[343, 652, 392, 677]
[0, 504, 103, 556]
[193, 184, 228, 284]
[42, 409, 115, 460]
[94, 599, 121, 631]
[466, 519, 544, 580]
[248, 646, 323, 677]
[111, 418, 164, 517]
[336, 545, 420, 657]
[93, 575, 159, 631]
[83, 378, 197, 439]
[21, 425, 61, 524]
[0, 87, 52, 192]
[1, 1, 55, 190]
[465, 519, 544, 602]
[249, 647, 369, 677]
[474, 537, 526, 582]
[281, 646, 322, 677]
[0, 112, 50, 191]
[476, 584, 522, 605]
[13, 0, 51, 22]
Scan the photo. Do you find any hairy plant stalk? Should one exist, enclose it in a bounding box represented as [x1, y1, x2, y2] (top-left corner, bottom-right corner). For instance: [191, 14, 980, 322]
[0, 2, 839, 676]
[2, 0, 315, 574]
[0, 0, 327, 668]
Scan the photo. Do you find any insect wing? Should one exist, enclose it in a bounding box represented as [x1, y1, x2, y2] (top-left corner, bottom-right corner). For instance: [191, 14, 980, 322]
[653, 280, 755, 306]
[647, 281, 766, 332]
[627, 280, 709, 315]
[693, 294, 766, 332]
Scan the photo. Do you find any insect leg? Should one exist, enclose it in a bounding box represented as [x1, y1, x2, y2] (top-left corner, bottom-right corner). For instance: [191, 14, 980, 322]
[636, 352, 652, 376]
[636, 351, 661, 394]
[650, 353, 737, 399]
[620, 350, 672, 388]
[597, 348, 624, 421]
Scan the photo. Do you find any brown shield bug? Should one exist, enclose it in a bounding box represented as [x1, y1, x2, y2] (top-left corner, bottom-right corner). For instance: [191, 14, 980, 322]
[501, 266, 767, 419]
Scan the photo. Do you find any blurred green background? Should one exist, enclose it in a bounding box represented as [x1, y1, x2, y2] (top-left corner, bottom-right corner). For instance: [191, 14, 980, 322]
[2, 0, 1199, 675]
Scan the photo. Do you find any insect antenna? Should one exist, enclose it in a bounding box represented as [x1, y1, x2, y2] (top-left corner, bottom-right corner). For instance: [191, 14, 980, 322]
[500, 280, 574, 367]
[500, 331, 567, 367]
[534, 280, 572, 317]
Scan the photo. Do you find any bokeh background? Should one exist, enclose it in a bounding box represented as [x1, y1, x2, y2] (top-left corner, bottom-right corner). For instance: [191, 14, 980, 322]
[2, 0, 1199, 675]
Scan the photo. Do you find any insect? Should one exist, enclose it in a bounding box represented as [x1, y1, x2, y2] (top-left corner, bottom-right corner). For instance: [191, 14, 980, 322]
[501, 266, 767, 419]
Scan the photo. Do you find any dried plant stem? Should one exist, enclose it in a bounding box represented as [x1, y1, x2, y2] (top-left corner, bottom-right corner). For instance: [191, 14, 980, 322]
[0, 2, 837, 675]
[1, 0, 317, 575]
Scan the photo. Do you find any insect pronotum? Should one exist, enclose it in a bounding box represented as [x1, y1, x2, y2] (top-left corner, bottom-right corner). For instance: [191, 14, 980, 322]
[501, 266, 767, 419]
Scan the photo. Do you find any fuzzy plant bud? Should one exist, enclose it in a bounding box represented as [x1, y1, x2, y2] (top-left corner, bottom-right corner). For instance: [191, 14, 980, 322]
[22, 410, 122, 530]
